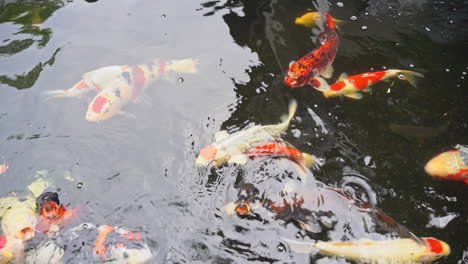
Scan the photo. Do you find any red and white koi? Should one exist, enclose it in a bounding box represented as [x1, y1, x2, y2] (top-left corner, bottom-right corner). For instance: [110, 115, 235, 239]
[285, 13, 339, 88]
[196, 100, 297, 167]
[425, 145, 468, 184]
[46, 58, 198, 122]
[245, 140, 319, 170]
[0, 164, 7, 175]
[319, 69, 424, 99]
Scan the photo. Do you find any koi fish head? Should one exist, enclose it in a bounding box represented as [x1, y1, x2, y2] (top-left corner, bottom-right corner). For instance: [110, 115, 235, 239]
[234, 183, 261, 215]
[418, 238, 450, 262]
[285, 65, 312, 88]
[424, 150, 466, 181]
[86, 90, 123, 122]
[195, 144, 229, 167]
[295, 12, 321, 27]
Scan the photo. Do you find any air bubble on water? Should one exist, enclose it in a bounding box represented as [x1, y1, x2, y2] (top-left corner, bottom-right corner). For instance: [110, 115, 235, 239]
[395, 42, 399, 46]
[449, 20, 454, 24]
[461, 76, 465, 79]
[350, 16, 357, 21]
[82, 223, 88, 230]
[77, 182, 83, 189]
[178, 77, 184, 83]
[161, 14, 166, 18]
[361, 25, 368, 30]
[445, 68, 450, 72]
[336, 2, 344, 7]
[398, 73, 406, 79]
[409, 64, 415, 68]
[462, 72, 467, 75]
[314, 104, 318, 108]
[425, 27, 431, 31]
[364, 12, 369, 15]
[277, 243, 285, 252]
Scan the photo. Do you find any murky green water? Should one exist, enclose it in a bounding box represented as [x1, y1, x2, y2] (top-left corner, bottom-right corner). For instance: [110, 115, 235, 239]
[0, 0, 467, 263]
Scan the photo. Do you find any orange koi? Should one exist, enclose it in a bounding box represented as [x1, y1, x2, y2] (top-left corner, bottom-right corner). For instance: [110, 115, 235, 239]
[320, 69, 424, 99]
[35, 192, 78, 233]
[425, 146, 468, 184]
[285, 13, 339, 88]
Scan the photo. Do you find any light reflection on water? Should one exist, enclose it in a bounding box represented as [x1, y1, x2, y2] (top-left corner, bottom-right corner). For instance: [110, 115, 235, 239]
[0, 0, 467, 263]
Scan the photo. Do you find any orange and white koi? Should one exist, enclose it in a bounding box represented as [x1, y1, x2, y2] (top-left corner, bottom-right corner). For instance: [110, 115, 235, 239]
[94, 225, 152, 263]
[319, 69, 424, 99]
[245, 140, 318, 170]
[295, 12, 344, 28]
[196, 100, 297, 167]
[425, 145, 468, 184]
[283, 237, 450, 263]
[46, 58, 198, 122]
[285, 13, 339, 88]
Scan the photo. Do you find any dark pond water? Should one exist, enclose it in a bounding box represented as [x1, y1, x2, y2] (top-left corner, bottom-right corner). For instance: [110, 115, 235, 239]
[0, 0, 467, 263]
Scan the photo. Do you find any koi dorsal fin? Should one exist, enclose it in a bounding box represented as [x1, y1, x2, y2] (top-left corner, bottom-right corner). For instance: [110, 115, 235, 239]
[215, 130, 230, 142]
[338, 72, 348, 81]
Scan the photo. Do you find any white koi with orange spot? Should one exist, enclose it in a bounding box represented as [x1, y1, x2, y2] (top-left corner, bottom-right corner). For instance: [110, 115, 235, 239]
[195, 100, 297, 167]
[283, 237, 450, 263]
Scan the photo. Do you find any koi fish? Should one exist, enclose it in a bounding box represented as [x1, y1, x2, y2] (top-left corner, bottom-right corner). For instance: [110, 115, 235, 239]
[0, 178, 48, 240]
[295, 12, 344, 28]
[45, 58, 198, 122]
[245, 140, 319, 170]
[35, 192, 78, 233]
[320, 69, 424, 99]
[0, 163, 7, 175]
[195, 100, 297, 167]
[285, 13, 339, 88]
[424, 145, 468, 183]
[282, 237, 450, 263]
[94, 225, 152, 263]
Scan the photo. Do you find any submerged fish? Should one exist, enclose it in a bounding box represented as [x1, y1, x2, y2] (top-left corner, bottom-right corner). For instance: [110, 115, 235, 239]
[389, 121, 449, 141]
[425, 145, 468, 184]
[283, 237, 450, 263]
[245, 140, 319, 170]
[196, 100, 297, 167]
[319, 69, 424, 99]
[295, 12, 344, 28]
[285, 13, 339, 88]
[45, 58, 198, 122]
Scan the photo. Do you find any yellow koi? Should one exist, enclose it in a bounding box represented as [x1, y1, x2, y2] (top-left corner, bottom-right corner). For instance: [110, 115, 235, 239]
[295, 12, 344, 28]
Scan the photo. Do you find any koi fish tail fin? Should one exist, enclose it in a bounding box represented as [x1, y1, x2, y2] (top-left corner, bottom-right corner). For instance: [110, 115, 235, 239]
[280, 99, 298, 126]
[281, 237, 319, 255]
[166, 58, 199, 74]
[398, 70, 424, 87]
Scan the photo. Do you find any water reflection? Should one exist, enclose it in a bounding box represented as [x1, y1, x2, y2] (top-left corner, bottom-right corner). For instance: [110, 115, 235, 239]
[0, 0, 64, 89]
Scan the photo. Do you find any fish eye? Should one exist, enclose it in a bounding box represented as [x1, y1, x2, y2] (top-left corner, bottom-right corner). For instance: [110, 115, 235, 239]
[398, 73, 406, 79]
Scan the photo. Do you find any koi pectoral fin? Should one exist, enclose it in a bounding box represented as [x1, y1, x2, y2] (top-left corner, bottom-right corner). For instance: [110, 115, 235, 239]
[344, 92, 363, 99]
[321, 64, 334, 79]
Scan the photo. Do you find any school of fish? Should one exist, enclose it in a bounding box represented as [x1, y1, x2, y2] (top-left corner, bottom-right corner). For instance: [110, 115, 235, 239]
[0, 4, 463, 264]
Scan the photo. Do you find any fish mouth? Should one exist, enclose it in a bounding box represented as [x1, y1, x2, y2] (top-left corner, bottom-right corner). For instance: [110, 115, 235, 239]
[234, 202, 252, 215]
[18, 227, 35, 240]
